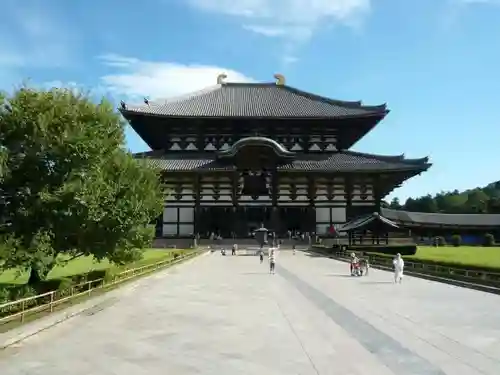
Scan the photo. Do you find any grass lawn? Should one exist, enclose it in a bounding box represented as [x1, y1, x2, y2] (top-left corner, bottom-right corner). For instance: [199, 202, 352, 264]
[408, 246, 500, 268]
[0, 249, 185, 285]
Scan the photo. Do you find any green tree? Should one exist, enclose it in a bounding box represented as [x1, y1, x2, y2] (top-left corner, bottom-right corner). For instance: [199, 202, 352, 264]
[389, 197, 402, 209]
[0, 86, 163, 284]
[394, 181, 500, 214]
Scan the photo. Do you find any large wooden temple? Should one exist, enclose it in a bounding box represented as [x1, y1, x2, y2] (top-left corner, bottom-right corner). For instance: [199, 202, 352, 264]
[120, 74, 431, 238]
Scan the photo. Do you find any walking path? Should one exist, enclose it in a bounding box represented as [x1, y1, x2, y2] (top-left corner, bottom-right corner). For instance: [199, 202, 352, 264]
[0, 250, 499, 375]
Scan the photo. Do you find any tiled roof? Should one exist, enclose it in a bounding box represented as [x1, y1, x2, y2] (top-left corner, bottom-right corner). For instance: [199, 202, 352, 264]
[339, 213, 399, 232]
[134, 150, 430, 172]
[120, 82, 387, 119]
[381, 208, 500, 227]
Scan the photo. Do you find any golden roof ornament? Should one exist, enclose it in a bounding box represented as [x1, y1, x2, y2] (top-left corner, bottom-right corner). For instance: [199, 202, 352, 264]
[217, 73, 227, 84]
[274, 73, 285, 85]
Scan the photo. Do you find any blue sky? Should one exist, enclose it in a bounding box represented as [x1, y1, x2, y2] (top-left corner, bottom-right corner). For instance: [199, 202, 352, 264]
[1, 0, 499, 201]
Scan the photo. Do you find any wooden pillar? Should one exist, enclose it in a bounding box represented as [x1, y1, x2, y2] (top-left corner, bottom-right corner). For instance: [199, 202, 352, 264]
[374, 176, 382, 213]
[271, 170, 278, 206]
[231, 171, 239, 236]
[195, 120, 205, 151]
[270, 170, 280, 234]
[307, 175, 317, 233]
[193, 175, 201, 236]
[345, 177, 353, 220]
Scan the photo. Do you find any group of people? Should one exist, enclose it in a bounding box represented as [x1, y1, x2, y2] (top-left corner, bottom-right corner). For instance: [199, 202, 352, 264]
[218, 243, 404, 282]
[349, 252, 405, 283]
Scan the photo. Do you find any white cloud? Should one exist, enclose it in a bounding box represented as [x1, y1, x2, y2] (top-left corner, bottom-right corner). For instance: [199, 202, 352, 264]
[98, 54, 255, 101]
[188, 0, 370, 40]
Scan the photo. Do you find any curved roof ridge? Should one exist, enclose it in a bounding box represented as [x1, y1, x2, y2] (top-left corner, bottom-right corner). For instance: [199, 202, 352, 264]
[217, 136, 295, 159]
[279, 84, 387, 112]
[343, 150, 430, 165]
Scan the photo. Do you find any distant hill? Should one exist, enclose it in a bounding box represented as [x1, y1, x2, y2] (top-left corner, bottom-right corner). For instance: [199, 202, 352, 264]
[384, 181, 500, 214]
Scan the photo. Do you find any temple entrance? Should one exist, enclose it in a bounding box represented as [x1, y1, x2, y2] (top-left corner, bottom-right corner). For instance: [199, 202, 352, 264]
[197, 207, 234, 238]
[279, 207, 315, 234]
[240, 206, 271, 236]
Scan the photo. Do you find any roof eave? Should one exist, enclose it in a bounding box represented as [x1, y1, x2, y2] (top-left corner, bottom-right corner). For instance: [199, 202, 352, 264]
[118, 108, 389, 121]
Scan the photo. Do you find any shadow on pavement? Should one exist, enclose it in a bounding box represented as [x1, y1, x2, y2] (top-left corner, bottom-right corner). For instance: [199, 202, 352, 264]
[304, 252, 333, 258]
[326, 273, 352, 278]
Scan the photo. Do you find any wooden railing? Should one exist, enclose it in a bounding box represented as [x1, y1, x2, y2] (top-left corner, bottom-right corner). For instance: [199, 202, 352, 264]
[0, 251, 199, 325]
[321, 251, 500, 286]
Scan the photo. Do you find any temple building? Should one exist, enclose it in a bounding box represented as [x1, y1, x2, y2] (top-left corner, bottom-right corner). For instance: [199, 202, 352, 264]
[120, 74, 431, 238]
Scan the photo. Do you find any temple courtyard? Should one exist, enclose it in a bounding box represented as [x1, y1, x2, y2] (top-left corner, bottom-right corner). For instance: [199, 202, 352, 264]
[0, 250, 499, 375]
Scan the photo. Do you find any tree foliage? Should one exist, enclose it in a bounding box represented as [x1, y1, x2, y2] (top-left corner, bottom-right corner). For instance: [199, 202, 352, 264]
[387, 181, 500, 214]
[0, 86, 163, 284]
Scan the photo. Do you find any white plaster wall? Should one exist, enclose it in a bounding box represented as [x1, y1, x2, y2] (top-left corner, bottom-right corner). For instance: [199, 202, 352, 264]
[163, 207, 177, 222]
[162, 224, 177, 236]
[178, 224, 194, 235]
[316, 207, 330, 222]
[178, 207, 194, 222]
[331, 207, 346, 223]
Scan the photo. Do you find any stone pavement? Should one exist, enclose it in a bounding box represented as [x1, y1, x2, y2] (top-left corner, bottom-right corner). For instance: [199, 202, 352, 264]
[0, 250, 499, 375]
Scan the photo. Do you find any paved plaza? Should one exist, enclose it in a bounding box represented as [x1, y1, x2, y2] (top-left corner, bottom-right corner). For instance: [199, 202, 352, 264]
[0, 250, 499, 375]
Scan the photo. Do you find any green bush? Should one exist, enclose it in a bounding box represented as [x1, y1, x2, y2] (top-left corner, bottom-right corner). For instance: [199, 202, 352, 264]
[0, 284, 37, 307]
[484, 233, 495, 247]
[450, 234, 462, 247]
[33, 278, 73, 294]
[351, 245, 417, 256]
[433, 236, 446, 247]
[0, 285, 11, 304]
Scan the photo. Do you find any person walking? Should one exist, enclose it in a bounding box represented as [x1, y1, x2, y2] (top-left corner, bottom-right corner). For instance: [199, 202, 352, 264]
[393, 253, 405, 283]
[259, 248, 264, 264]
[269, 248, 276, 274]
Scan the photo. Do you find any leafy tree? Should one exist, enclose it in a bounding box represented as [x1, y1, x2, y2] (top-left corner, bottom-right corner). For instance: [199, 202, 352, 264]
[388, 197, 402, 209]
[0, 86, 163, 285]
[394, 181, 500, 214]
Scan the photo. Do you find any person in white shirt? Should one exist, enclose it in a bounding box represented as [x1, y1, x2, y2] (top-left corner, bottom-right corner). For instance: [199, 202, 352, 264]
[393, 253, 404, 284]
[269, 248, 277, 274]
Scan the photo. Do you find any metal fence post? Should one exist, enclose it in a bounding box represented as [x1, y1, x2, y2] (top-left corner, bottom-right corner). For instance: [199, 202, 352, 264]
[50, 291, 54, 312]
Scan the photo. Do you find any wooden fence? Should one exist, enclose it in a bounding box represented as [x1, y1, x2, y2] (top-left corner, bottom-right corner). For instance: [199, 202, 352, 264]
[0, 250, 199, 325]
[328, 251, 500, 286]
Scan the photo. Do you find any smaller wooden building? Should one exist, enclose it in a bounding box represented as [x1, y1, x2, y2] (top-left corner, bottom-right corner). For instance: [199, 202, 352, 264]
[381, 208, 500, 244]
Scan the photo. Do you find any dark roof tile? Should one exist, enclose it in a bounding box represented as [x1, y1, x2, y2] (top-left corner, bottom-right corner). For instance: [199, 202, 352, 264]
[338, 213, 399, 232]
[121, 83, 387, 119]
[381, 208, 500, 227]
[135, 150, 430, 173]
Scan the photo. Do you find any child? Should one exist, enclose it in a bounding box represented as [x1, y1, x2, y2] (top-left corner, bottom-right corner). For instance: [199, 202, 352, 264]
[269, 248, 276, 274]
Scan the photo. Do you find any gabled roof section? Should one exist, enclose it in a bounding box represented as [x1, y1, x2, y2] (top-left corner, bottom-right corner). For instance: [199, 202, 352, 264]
[338, 212, 400, 232]
[120, 82, 388, 119]
[381, 208, 500, 227]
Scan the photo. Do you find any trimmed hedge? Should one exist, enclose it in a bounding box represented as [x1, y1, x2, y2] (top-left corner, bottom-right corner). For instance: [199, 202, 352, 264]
[310, 244, 417, 256]
[349, 245, 417, 256]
